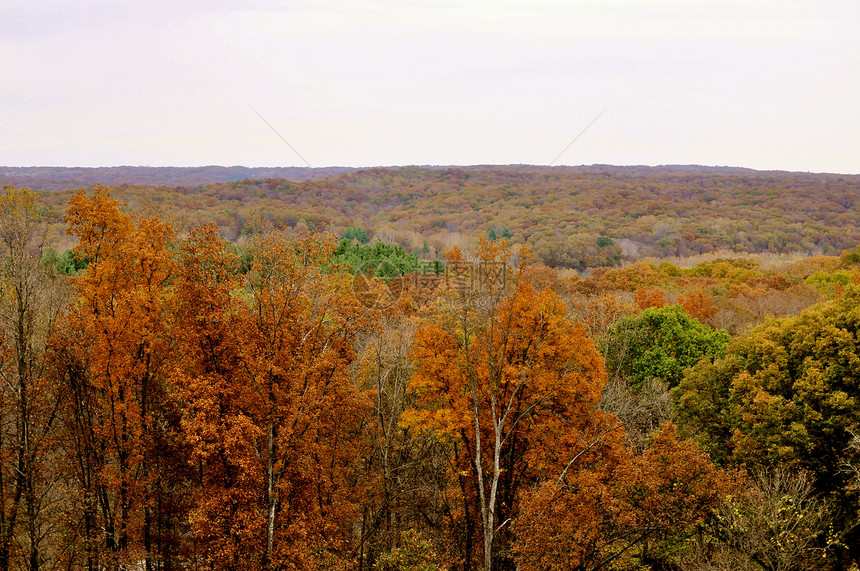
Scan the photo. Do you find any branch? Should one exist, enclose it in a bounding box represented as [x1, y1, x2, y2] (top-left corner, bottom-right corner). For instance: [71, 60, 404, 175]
[556, 419, 624, 487]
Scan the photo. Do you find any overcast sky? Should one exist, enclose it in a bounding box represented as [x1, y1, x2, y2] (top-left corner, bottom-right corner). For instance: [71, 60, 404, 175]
[2, 0, 858, 173]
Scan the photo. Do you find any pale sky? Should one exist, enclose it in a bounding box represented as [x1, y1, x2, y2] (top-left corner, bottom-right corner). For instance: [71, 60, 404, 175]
[2, 0, 858, 173]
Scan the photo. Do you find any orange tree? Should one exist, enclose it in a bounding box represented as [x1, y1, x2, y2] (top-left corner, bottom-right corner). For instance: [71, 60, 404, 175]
[171, 225, 369, 569]
[51, 187, 181, 569]
[512, 424, 733, 570]
[404, 243, 619, 570]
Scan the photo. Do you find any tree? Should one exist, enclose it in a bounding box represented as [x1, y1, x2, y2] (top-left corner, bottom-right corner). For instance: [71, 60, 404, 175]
[333, 239, 439, 281]
[681, 469, 836, 571]
[565, 293, 634, 347]
[173, 226, 369, 569]
[679, 289, 718, 326]
[672, 352, 746, 464]
[52, 187, 180, 569]
[634, 287, 665, 311]
[405, 244, 618, 570]
[513, 424, 733, 571]
[0, 188, 67, 570]
[373, 530, 446, 571]
[684, 288, 860, 489]
[600, 375, 673, 451]
[604, 305, 730, 391]
[343, 226, 371, 244]
[674, 288, 860, 561]
[350, 315, 452, 569]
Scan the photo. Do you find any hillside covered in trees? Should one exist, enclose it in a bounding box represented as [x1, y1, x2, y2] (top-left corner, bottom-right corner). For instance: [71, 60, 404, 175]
[10, 165, 858, 269]
[1, 181, 860, 570]
[0, 165, 356, 191]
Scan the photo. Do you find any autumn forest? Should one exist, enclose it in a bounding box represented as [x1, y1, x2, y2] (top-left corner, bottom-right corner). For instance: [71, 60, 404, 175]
[2, 165, 860, 570]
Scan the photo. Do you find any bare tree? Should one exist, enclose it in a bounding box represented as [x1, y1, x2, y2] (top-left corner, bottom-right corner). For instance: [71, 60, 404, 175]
[681, 468, 837, 571]
[0, 187, 68, 570]
[352, 315, 452, 569]
[843, 431, 860, 490]
[600, 376, 672, 450]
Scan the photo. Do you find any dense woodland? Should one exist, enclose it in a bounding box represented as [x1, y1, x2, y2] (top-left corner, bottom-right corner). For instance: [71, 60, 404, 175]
[8, 165, 860, 269]
[1, 167, 860, 570]
[0, 166, 355, 191]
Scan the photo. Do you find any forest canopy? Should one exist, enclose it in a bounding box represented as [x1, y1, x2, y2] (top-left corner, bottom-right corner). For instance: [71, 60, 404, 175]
[0, 180, 859, 570]
[7, 164, 859, 270]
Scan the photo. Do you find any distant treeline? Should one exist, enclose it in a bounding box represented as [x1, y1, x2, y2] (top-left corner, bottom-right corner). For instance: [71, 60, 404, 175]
[0, 165, 357, 190]
[7, 164, 860, 268]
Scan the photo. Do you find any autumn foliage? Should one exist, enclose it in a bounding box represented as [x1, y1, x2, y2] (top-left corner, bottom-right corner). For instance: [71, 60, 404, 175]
[406, 274, 619, 568]
[173, 226, 369, 568]
[4, 184, 860, 569]
[48, 190, 369, 568]
[513, 424, 734, 570]
[52, 187, 178, 567]
[634, 287, 666, 311]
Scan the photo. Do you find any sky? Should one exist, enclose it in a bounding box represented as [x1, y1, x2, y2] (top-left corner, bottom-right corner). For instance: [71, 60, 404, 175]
[1, 0, 858, 173]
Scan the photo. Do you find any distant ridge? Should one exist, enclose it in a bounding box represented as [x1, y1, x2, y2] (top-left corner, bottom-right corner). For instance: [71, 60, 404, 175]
[452, 164, 851, 177]
[0, 165, 358, 191]
[3, 164, 857, 192]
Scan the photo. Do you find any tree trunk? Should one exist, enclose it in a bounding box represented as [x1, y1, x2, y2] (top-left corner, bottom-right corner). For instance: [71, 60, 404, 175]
[265, 414, 277, 568]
